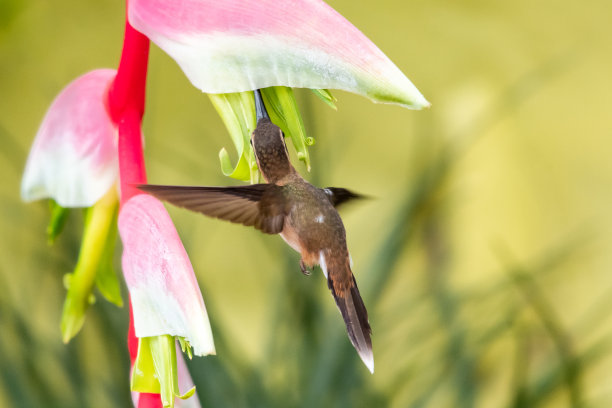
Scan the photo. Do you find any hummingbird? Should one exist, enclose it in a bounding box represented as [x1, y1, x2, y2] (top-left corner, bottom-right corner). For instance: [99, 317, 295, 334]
[138, 90, 373, 372]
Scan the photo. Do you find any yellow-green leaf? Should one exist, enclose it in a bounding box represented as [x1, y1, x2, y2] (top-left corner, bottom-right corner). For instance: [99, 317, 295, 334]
[209, 92, 258, 182]
[131, 337, 161, 394]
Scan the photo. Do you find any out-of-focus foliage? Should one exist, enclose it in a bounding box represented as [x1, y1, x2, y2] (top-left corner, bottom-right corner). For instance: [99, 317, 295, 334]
[2, 0, 612, 407]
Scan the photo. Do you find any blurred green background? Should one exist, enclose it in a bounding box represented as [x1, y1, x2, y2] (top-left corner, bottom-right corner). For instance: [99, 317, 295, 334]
[1, 0, 612, 406]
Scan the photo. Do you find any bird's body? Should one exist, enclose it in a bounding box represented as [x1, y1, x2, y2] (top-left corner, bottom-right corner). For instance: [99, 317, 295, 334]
[138, 90, 373, 372]
[278, 179, 354, 299]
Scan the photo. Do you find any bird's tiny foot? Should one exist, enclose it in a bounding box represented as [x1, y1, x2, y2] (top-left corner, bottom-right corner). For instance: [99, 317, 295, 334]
[300, 260, 312, 276]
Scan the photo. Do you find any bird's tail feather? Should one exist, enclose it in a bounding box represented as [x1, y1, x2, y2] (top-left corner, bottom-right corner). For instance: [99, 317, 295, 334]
[329, 275, 374, 373]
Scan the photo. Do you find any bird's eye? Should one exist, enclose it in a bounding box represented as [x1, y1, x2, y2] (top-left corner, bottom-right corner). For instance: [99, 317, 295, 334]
[250, 139, 253, 146]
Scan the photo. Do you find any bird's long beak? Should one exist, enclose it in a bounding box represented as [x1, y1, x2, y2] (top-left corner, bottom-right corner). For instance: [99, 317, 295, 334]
[254, 89, 269, 122]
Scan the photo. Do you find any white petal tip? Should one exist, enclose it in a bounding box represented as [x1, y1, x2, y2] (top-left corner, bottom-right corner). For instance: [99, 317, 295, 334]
[19, 183, 39, 203]
[389, 86, 431, 110]
[194, 346, 216, 357]
[418, 98, 432, 110]
[370, 89, 430, 110]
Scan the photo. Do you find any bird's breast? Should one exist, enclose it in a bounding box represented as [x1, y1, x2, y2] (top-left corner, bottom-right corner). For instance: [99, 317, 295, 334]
[280, 225, 303, 254]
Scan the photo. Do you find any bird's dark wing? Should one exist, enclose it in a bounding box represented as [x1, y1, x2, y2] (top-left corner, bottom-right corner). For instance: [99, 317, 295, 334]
[323, 187, 364, 208]
[137, 184, 287, 234]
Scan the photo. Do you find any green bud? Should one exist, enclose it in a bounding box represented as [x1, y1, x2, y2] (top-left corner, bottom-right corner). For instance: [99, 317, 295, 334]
[311, 89, 338, 110]
[177, 337, 193, 360]
[47, 200, 70, 245]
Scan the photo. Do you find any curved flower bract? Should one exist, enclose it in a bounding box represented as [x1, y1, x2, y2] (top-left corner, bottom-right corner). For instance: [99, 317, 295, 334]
[21, 69, 118, 207]
[128, 0, 429, 109]
[119, 194, 215, 357]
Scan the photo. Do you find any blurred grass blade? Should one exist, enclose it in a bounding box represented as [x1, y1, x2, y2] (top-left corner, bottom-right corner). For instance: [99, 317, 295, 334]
[498, 250, 583, 407]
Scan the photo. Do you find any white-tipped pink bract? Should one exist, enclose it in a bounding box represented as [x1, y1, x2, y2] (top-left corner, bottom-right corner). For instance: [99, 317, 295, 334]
[119, 194, 215, 357]
[21, 69, 119, 207]
[128, 0, 429, 109]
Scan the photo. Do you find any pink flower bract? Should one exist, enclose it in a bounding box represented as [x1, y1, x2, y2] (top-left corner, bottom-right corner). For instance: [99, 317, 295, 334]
[21, 69, 119, 207]
[119, 194, 215, 356]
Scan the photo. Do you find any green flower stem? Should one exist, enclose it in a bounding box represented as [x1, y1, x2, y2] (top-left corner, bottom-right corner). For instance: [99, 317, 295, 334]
[94, 208, 123, 307]
[60, 186, 119, 343]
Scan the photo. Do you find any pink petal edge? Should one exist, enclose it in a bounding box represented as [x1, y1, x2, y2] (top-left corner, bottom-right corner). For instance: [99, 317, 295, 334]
[119, 194, 215, 357]
[21, 69, 119, 207]
[129, 0, 429, 108]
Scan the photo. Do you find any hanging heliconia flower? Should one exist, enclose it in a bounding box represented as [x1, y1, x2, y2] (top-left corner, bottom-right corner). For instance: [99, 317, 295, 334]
[128, 0, 429, 109]
[20, 69, 124, 343]
[128, 0, 429, 180]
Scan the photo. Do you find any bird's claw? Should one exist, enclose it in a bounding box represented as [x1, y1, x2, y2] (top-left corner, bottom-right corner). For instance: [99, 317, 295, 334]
[300, 260, 312, 276]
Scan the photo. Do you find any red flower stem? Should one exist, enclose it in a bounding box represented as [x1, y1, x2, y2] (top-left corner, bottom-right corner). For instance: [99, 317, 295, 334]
[108, 11, 162, 408]
[109, 20, 150, 205]
[127, 301, 138, 361]
[117, 110, 148, 204]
